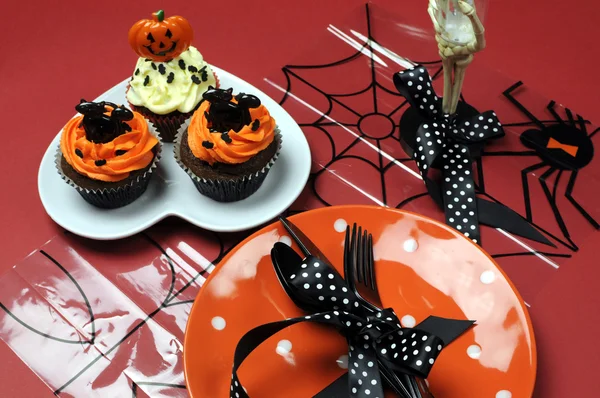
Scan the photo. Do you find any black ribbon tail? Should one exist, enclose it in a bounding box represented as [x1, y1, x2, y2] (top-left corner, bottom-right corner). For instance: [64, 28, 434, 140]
[415, 316, 475, 346]
[313, 373, 349, 398]
[476, 198, 555, 247]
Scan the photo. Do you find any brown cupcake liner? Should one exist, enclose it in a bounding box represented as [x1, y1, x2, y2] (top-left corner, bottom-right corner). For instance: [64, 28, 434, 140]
[127, 71, 220, 143]
[55, 126, 163, 209]
[174, 129, 283, 202]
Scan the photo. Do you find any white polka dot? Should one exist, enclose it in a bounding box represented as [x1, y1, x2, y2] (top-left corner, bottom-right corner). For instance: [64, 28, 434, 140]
[496, 391, 512, 398]
[304, 283, 310, 289]
[334, 219, 347, 232]
[276, 339, 292, 355]
[302, 272, 308, 277]
[467, 344, 482, 359]
[416, 360, 422, 366]
[403, 239, 418, 252]
[336, 355, 348, 369]
[480, 270, 495, 284]
[401, 315, 416, 327]
[211, 316, 226, 330]
[278, 236, 292, 246]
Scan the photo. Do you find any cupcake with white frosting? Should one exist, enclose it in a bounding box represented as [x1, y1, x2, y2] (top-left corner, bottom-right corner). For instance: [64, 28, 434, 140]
[127, 10, 219, 142]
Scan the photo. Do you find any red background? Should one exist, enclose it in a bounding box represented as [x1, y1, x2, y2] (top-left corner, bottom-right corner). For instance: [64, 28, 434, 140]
[1, 0, 598, 396]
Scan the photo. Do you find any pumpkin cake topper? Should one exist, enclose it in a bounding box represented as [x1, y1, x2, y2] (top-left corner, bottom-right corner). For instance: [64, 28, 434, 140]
[203, 87, 262, 133]
[128, 10, 193, 62]
[75, 100, 133, 144]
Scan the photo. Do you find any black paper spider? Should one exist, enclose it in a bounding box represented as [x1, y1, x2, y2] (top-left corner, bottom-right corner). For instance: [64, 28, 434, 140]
[501, 81, 600, 250]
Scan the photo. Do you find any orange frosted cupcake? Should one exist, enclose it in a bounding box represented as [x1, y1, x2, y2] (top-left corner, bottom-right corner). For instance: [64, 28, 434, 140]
[56, 100, 161, 208]
[174, 87, 282, 202]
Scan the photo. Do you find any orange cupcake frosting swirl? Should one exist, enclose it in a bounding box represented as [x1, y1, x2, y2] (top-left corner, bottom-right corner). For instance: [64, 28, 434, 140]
[188, 100, 276, 165]
[60, 109, 159, 182]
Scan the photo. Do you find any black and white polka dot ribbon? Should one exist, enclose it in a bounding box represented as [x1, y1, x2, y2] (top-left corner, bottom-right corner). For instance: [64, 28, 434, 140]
[393, 66, 504, 244]
[229, 252, 474, 398]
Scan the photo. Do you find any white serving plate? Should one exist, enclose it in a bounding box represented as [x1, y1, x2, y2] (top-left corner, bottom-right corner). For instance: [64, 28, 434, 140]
[38, 66, 311, 240]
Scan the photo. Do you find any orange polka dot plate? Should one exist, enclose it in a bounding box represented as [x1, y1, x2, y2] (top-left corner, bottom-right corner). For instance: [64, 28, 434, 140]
[184, 205, 536, 397]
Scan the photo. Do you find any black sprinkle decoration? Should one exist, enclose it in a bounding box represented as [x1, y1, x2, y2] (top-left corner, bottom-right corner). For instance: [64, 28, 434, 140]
[115, 149, 128, 156]
[202, 140, 214, 149]
[251, 119, 260, 131]
[179, 59, 186, 70]
[221, 133, 232, 143]
[135, 68, 140, 76]
[151, 63, 157, 70]
[188, 65, 198, 73]
[200, 66, 208, 81]
[144, 58, 152, 62]
[158, 64, 166, 75]
[144, 75, 150, 86]
[75, 148, 84, 158]
[167, 72, 175, 84]
[95, 159, 107, 167]
[191, 75, 201, 85]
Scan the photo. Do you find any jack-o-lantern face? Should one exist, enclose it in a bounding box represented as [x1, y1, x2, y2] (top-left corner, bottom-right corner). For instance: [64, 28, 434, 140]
[128, 10, 193, 62]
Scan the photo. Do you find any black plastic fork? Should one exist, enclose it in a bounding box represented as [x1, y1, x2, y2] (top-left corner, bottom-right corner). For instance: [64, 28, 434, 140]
[344, 224, 416, 398]
[348, 223, 432, 398]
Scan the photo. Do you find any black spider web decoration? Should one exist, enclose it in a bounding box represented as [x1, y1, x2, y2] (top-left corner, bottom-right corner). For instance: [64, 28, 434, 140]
[278, 5, 444, 208]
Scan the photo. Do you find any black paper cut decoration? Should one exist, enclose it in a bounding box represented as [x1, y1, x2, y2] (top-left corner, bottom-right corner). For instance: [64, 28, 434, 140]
[76, 99, 133, 144]
[393, 66, 552, 246]
[229, 242, 474, 398]
[203, 87, 261, 133]
[492, 82, 600, 251]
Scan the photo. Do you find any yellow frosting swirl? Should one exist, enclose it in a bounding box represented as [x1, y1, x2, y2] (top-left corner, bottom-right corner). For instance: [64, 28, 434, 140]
[126, 46, 217, 114]
[188, 100, 276, 165]
[60, 110, 158, 182]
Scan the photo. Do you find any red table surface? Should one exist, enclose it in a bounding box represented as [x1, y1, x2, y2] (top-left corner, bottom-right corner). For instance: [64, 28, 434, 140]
[1, 0, 599, 396]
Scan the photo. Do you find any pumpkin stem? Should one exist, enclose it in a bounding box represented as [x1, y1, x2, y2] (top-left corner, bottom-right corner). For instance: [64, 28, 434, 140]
[153, 10, 165, 22]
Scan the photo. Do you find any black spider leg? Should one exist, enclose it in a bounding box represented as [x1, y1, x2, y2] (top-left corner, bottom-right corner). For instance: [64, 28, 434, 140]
[566, 171, 600, 229]
[538, 167, 579, 250]
[520, 162, 547, 222]
[577, 114, 587, 133]
[546, 100, 565, 125]
[590, 127, 600, 138]
[503, 81, 545, 129]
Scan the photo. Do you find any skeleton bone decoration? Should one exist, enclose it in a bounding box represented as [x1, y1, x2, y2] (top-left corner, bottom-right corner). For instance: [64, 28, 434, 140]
[428, 0, 486, 115]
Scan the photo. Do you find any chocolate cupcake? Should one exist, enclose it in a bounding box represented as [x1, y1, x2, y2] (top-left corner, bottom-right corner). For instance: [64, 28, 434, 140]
[56, 100, 161, 208]
[174, 87, 282, 202]
[126, 10, 219, 142]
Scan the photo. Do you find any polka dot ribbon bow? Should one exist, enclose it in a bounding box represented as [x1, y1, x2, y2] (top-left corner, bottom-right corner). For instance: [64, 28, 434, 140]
[393, 66, 505, 244]
[229, 248, 474, 398]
